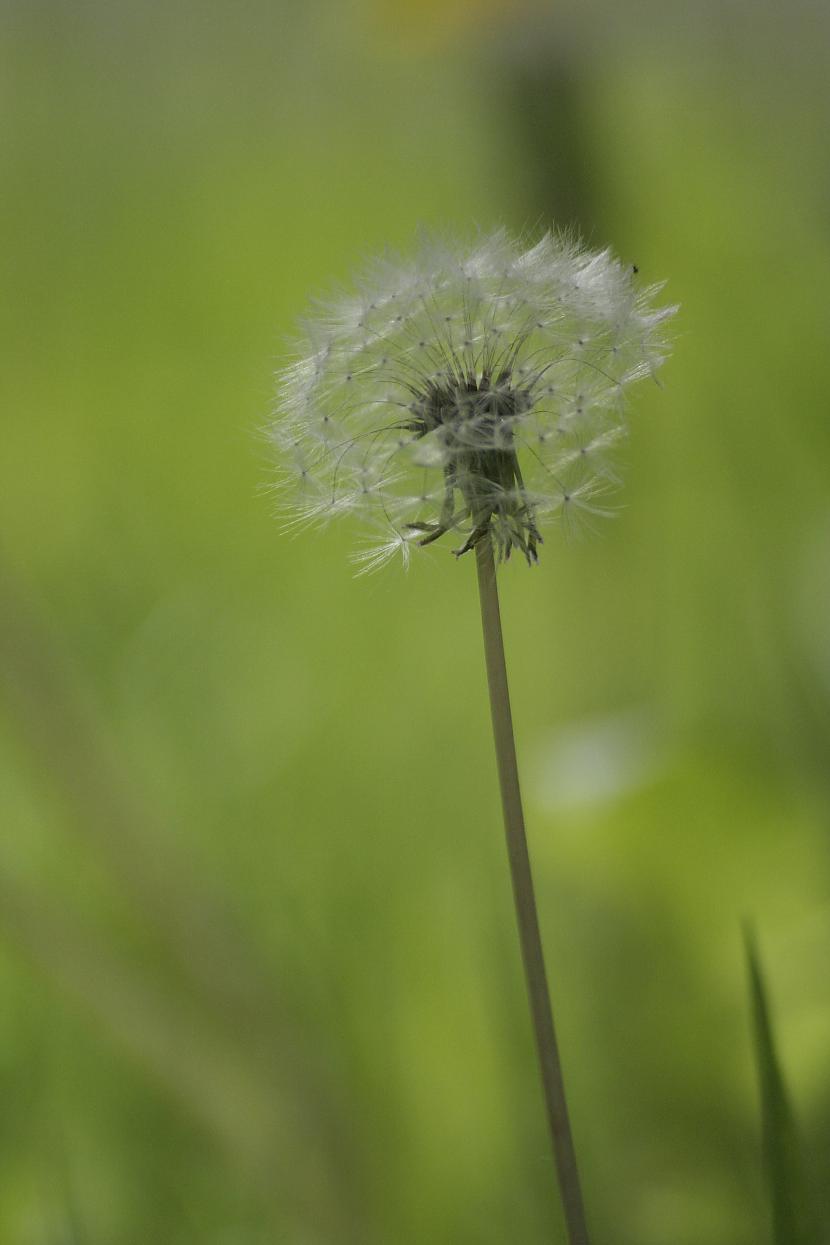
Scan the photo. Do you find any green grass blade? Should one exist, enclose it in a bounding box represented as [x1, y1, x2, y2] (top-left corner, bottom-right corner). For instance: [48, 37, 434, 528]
[744, 925, 816, 1245]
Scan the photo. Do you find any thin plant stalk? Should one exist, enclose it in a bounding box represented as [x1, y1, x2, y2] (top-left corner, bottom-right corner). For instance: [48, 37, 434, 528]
[475, 532, 591, 1245]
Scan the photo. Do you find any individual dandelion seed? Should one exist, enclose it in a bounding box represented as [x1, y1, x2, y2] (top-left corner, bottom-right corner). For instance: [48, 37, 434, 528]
[268, 229, 676, 1245]
[270, 228, 676, 570]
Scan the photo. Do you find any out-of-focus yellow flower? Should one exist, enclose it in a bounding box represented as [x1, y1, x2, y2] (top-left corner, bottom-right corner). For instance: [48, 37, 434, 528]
[366, 0, 522, 53]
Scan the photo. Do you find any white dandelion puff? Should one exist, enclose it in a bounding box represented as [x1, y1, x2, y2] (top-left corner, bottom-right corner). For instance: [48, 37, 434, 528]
[266, 228, 680, 1241]
[270, 228, 677, 567]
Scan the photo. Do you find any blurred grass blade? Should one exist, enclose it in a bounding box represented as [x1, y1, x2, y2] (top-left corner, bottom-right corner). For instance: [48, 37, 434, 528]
[0, 555, 277, 1021]
[744, 925, 816, 1245]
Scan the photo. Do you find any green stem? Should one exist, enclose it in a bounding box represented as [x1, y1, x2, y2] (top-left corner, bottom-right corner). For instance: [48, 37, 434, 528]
[475, 533, 591, 1245]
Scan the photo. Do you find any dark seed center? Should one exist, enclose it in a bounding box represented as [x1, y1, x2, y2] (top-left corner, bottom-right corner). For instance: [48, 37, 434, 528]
[406, 370, 533, 443]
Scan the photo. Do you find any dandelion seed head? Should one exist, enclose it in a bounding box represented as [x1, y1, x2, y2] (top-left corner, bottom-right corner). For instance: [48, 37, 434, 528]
[270, 228, 676, 570]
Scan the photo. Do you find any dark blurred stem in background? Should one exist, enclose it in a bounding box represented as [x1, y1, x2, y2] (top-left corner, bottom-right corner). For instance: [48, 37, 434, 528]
[475, 535, 591, 1245]
[493, 22, 598, 239]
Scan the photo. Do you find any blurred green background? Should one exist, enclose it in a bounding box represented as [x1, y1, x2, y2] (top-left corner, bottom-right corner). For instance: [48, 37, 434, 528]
[2, 1, 829, 1241]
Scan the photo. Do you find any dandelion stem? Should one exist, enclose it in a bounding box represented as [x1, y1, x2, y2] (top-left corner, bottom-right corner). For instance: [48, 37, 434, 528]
[475, 532, 590, 1245]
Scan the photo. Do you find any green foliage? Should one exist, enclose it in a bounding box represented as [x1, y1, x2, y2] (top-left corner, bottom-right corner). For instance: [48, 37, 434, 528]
[1, 3, 829, 1243]
[745, 928, 818, 1245]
